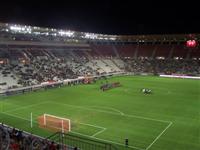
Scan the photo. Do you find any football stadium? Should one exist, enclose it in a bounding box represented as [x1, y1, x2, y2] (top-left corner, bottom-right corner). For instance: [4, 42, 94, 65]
[0, 23, 199, 150]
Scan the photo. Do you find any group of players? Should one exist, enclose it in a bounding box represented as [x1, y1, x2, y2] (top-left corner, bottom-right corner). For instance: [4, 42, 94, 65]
[141, 88, 152, 94]
[100, 78, 152, 94]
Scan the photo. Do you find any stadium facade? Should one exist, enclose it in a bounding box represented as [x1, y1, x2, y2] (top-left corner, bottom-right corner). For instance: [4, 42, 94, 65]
[0, 23, 200, 91]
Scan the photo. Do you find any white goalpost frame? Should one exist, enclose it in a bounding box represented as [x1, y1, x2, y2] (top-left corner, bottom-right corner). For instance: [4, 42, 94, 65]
[44, 113, 46, 126]
[43, 113, 71, 132]
[61, 120, 64, 133]
[30, 112, 33, 128]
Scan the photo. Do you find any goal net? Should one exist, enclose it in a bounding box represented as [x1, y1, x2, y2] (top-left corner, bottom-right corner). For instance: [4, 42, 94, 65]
[37, 114, 71, 133]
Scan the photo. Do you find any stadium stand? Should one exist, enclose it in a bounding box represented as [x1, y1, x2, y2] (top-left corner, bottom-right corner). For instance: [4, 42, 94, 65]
[1, 23, 200, 149]
[1, 43, 200, 89]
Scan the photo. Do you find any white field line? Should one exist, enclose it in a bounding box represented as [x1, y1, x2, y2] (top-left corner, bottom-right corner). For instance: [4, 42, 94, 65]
[71, 131, 145, 150]
[125, 114, 170, 124]
[49, 102, 173, 149]
[145, 122, 173, 150]
[0, 101, 23, 109]
[1, 111, 34, 123]
[0, 111, 144, 150]
[1, 111, 106, 130]
[79, 122, 107, 137]
[3, 101, 48, 113]
[79, 122, 106, 129]
[5, 109, 107, 137]
[3, 108, 106, 131]
[1, 111, 107, 136]
[1, 108, 172, 150]
[1, 101, 172, 149]
[2, 100, 171, 124]
[49, 101, 171, 124]
[87, 106, 124, 115]
[1, 112, 66, 131]
[91, 128, 107, 137]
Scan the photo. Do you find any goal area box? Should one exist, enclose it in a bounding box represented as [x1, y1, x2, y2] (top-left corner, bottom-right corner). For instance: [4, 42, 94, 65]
[38, 114, 71, 133]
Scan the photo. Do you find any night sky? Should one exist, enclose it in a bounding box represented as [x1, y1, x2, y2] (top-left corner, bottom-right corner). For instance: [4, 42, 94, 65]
[0, 1, 200, 35]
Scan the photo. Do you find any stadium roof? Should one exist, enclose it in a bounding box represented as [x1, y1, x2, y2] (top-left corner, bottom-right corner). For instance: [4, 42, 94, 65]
[0, 1, 199, 35]
[0, 23, 199, 44]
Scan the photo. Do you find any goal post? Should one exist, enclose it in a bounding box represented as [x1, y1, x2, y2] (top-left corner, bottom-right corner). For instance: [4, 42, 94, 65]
[38, 114, 71, 133]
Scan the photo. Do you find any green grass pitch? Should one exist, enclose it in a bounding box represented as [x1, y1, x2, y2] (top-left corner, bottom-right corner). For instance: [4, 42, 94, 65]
[0, 76, 199, 150]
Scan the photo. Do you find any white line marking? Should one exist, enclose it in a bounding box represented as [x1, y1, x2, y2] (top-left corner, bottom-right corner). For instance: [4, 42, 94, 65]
[3, 110, 106, 131]
[71, 131, 145, 150]
[88, 106, 124, 115]
[3, 100, 170, 124]
[1, 101, 173, 149]
[0, 101, 22, 109]
[4, 101, 48, 113]
[4, 110, 107, 137]
[1, 111, 33, 122]
[50, 101, 170, 123]
[124, 114, 170, 124]
[79, 122, 106, 129]
[91, 128, 107, 137]
[145, 122, 173, 150]
[1, 111, 144, 150]
[78, 122, 107, 137]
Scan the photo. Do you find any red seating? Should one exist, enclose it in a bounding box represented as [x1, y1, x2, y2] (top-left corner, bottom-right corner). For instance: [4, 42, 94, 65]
[137, 45, 155, 57]
[90, 44, 116, 57]
[154, 45, 172, 58]
[190, 48, 200, 58]
[172, 45, 188, 58]
[114, 45, 137, 57]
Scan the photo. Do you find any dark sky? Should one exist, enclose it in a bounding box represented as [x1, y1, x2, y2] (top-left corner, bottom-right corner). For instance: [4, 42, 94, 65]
[0, 1, 199, 35]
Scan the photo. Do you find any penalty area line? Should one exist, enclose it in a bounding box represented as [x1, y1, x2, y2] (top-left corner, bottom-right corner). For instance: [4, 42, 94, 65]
[145, 122, 173, 150]
[91, 128, 107, 137]
[1, 111, 143, 150]
[1, 111, 38, 123]
[1, 111, 170, 150]
[71, 131, 145, 150]
[49, 101, 171, 124]
[79, 122, 106, 130]
[0, 111, 107, 138]
[87, 106, 125, 115]
[3, 101, 49, 113]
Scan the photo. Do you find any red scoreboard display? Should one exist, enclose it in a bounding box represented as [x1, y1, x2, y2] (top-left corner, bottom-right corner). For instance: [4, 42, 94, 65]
[186, 40, 197, 48]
